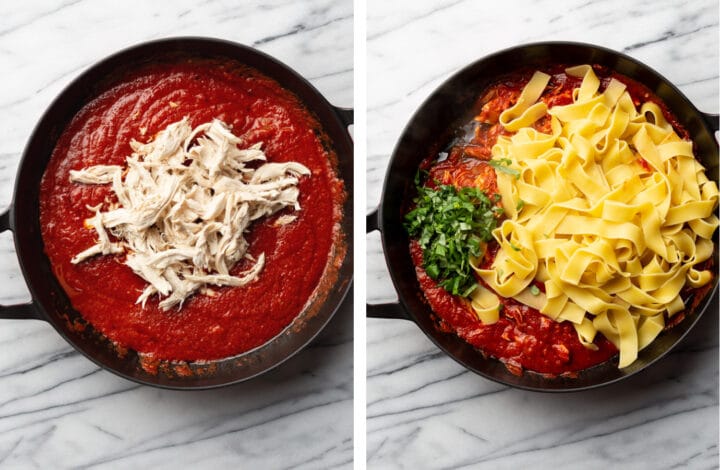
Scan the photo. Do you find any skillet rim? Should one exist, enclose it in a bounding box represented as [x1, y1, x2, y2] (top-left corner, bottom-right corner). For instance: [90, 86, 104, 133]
[376, 40, 719, 392]
[7, 36, 354, 390]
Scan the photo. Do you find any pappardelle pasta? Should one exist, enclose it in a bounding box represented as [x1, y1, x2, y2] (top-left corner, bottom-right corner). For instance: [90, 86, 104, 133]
[406, 65, 718, 375]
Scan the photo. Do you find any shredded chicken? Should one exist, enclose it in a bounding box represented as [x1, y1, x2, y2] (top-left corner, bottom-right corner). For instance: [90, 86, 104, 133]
[69, 117, 310, 310]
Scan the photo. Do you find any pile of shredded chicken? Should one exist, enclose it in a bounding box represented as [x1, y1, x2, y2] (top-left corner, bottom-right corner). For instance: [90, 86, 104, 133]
[69, 117, 310, 310]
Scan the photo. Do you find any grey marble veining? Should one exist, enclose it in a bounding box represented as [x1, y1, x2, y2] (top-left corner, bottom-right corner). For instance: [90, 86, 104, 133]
[366, 0, 718, 468]
[0, 1, 352, 468]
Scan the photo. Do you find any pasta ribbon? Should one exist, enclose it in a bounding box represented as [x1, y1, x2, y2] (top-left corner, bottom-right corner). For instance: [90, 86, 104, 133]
[470, 283, 501, 324]
[499, 71, 551, 131]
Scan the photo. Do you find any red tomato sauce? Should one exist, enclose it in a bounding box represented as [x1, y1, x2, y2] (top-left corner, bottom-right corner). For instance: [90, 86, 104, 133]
[410, 65, 698, 376]
[40, 58, 344, 361]
[411, 242, 617, 376]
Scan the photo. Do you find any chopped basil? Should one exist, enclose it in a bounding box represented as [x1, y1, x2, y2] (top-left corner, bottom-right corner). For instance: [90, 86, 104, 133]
[405, 183, 501, 297]
[530, 284, 540, 296]
[488, 158, 520, 178]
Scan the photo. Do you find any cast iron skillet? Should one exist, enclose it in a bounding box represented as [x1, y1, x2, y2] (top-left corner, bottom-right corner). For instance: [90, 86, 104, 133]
[367, 41, 718, 392]
[0, 37, 353, 389]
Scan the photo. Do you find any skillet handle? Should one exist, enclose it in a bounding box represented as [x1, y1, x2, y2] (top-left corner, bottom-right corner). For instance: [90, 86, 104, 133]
[366, 206, 411, 320]
[0, 207, 42, 320]
[367, 302, 411, 320]
[0, 208, 9, 233]
[333, 106, 353, 128]
[701, 112, 719, 135]
[367, 207, 379, 233]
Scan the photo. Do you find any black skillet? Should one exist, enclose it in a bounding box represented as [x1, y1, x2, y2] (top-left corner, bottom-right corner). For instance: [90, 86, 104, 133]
[0, 37, 353, 389]
[367, 41, 719, 392]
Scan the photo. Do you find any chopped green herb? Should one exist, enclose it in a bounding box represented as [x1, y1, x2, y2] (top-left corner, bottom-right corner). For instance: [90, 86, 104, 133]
[530, 284, 540, 296]
[414, 168, 428, 186]
[405, 183, 501, 297]
[516, 199, 525, 211]
[488, 158, 520, 178]
[510, 242, 521, 252]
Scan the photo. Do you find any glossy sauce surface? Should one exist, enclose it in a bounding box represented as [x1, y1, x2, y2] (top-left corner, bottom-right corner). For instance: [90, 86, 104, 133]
[40, 58, 343, 361]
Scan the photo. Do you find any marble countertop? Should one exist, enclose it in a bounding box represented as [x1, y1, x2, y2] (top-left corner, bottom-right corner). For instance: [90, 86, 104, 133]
[367, 0, 718, 468]
[0, 1, 352, 468]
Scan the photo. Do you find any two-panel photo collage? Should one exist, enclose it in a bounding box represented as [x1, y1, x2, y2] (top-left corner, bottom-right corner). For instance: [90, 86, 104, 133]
[0, 1, 717, 469]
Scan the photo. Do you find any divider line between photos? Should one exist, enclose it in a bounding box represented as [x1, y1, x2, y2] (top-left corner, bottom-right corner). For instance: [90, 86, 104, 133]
[353, 0, 367, 467]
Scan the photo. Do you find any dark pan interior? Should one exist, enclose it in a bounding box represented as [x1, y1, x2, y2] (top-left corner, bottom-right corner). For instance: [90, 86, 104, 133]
[380, 42, 718, 391]
[13, 37, 353, 389]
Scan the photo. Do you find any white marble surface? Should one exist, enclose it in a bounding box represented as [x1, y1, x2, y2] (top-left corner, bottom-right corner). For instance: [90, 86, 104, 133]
[0, 1, 352, 468]
[367, 1, 719, 468]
